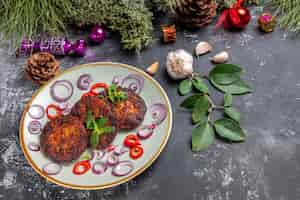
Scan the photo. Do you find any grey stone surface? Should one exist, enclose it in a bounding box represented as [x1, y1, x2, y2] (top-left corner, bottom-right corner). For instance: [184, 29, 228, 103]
[0, 8, 300, 200]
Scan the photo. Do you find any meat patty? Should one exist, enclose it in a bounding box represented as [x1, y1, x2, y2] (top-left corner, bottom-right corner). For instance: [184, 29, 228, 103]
[40, 116, 88, 163]
[71, 95, 113, 122]
[89, 119, 118, 150]
[71, 95, 117, 149]
[107, 87, 147, 130]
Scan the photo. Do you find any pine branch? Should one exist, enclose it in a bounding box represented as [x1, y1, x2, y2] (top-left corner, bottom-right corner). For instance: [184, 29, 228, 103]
[70, 0, 154, 51]
[268, 0, 300, 34]
[0, 0, 76, 48]
[150, 0, 177, 13]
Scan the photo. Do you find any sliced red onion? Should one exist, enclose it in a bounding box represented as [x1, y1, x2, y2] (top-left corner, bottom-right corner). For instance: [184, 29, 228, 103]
[112, 75, 121, 85]
[112, 161, 134, 177]
[121, 74, 144, 94]
[58, 102, 72, 115]
[137, 125, 155, 139]
[43, 163, 62, 175]
[92, 162, 107, 175]
[91, 150, 105, 163]
[149, 103, 167, 125]
[28, 120, 42, 135]
[107, 154, 119, 166]
[77, 74, 92, 90]
[27, 142, 40, 151]
[50, 80, 74, 102]
[114, 145, 128, 156]
[28, 104, 45, 119]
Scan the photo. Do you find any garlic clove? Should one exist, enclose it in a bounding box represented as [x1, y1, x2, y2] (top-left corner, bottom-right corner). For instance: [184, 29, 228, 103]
[195, 41, 213, 56]
[210, 51, 229, 64]
[146, 61, 159, 75]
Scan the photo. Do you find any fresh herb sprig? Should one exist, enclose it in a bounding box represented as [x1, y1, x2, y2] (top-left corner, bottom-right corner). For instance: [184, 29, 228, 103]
[85, 111, 115, 149]
[179, 64, 252, 152]
[108, 84, 128, 103]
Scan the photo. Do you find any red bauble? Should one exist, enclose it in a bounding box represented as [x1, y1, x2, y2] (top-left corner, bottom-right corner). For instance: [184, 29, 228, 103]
[215, 0, 251, 30]
[228, 7, 250, 29]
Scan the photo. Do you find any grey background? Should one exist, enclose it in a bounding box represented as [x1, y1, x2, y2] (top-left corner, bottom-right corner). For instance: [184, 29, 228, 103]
[0, 7, 300, 200]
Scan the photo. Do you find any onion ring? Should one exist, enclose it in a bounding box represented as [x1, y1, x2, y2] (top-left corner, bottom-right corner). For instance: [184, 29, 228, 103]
[112, 161, 134, 177]
[77, 74, 92, 90]
[28, 120, 42, 135]
[50, 80, 73, 102]
[121, 74, 144, 94]
[149, 103, 167, 125]
[28, 104, 45, 119]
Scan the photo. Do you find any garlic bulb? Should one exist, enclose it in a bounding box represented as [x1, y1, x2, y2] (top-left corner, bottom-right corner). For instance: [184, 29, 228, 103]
[166, 49, 193, 80]
[210, 51, 229, 64]
[195, 41, 213, 56]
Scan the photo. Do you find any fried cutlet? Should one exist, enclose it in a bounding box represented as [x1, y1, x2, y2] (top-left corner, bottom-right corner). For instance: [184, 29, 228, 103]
[71, 95, 117, 149]
[40, 115, 88, 163]
[107, 87, 147, 130]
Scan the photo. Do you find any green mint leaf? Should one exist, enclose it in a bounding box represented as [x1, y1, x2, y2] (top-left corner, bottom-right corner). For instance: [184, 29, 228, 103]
[85, 111, 94, 129]
[179, 79, 192, 95]
[192, 95, 210, 124]
[192, 122, 215, 152]
[224, 107, 241, 123]
[192, 77, 209, 93]
[224, 93, 233, 107]
[108, 84, 128, 103]
[100, 126, 115, 134]
[209, 64, 243, 85]
[213, 118, 245, 142]
[210, 78, 252, 94]
[90, 132, 99, 149]
[96, 117, 108, 128]
[180, 94, 203, 109]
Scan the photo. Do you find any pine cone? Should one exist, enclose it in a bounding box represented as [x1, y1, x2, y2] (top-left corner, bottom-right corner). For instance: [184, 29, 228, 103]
[176, 0, 217, 27]
[25, 52, 60, 84]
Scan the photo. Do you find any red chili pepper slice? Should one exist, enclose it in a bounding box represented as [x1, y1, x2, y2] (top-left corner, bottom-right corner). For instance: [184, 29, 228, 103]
[72, 160, 91, 175]
[124, 134, 140, 148]
[82, 92, 96, 97]
[89, 83, 108, 96]
[46, 104, 62, 120]
[130, 146, 144, 159]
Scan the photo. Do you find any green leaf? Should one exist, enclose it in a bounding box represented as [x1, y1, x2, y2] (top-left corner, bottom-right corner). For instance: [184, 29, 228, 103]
[224, 107, 241, 123]
[210, 78, 252, 94]
[179, 79, 192, 95]
[90, 132, 99, 149]
[209, 64, 243, 85]
[85, 111, 94, 129]
[213, 118, 246, 142]
[192, 122, 215, 152]
[108, 84, 128, 103]
[224, 93, 233, 107]
[192, 95, 211, 124]
[180, 94, 203, 109]
[96, 117, 108, 128]
[100, 126, 115, 134]
[192, 77, 209, 93]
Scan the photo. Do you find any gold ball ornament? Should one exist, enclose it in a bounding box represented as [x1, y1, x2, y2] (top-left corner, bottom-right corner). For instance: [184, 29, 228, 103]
[258, 12, 276, 33]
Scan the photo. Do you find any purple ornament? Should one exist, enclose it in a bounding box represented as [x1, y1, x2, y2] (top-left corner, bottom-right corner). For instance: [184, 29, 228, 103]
[39, 38, 72, 55]
[17, 39, 35, 56]
[89, 26, 106, 43]
[72, 39, 87, 56]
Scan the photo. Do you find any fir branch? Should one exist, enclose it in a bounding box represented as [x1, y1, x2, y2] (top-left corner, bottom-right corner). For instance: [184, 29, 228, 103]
[268, 0, 300, 34]
[150, 0, 177, 13]
[0, 0, 76, 48]
[70, 0, 153, 51]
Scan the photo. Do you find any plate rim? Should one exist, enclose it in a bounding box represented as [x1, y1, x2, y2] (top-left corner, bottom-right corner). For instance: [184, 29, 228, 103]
[19, 62, 173, 190]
